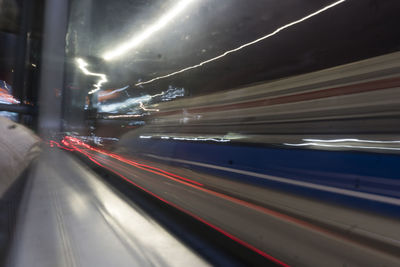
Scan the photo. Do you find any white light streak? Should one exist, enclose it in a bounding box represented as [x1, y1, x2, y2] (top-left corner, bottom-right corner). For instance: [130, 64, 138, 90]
[135, 0, 346, 86]
[98, 90, 165, 113]
[99, 95, 151, 113]
[285, 138, 400, 151]
[76, 58, 108, 94]
[99, 85, 130, 97]
[151, 91, 165, 98]
[106, 114, 143, 119]
[139, 102, 159, 112]
[284, 142, 400, 151]
[103, 0, 197, 61]
[172, 137, 230, 142]
[303, 138, 400, 144]
[140, 135, 230, 142]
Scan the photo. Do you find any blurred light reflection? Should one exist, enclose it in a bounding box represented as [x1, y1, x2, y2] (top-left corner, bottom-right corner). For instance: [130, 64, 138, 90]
[303, 138, 400, 144]
[135, 0, 347, 87]
[98, 85, 130, 98]
[284, 139, 400, 151]
[139, 135, 230, 143]
[98, 87, 184, 113]
[76, 58, 108, 94]
[103, 0, 197, 61]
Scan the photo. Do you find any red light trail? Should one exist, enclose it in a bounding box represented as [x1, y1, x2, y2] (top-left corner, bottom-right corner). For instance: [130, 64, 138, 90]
[51, 135, 380, 266]
[52, 136, 290, 266]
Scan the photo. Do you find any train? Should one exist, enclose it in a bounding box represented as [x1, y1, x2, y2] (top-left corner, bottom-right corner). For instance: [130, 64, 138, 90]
[113, 52, 400, 215]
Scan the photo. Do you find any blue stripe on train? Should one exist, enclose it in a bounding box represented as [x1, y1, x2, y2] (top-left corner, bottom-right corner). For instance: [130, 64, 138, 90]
[122, 138, 400, 216]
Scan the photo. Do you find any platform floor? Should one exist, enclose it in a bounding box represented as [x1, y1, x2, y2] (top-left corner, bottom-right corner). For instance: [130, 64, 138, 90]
[7, 149, 209, 267]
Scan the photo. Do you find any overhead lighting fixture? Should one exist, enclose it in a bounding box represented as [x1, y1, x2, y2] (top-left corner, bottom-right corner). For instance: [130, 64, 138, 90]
[102, 0, 197, 61]
[76, 58, 108, 94]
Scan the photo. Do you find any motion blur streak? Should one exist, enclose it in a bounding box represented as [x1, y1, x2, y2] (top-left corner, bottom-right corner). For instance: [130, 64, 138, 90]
[98, 85, 130, 97]
[284, 142, 400, 151]
[62, 136, 203, 186]
[303, 139, 400, 144]
[135, 0, 346, 86]
[147, 154, 400, 206]
[98, 91, 165, 113]
[48, 140, 74, 151]
[0, 90, 20, 104]
[139, 102, 159, 112]
[56, 138, 290, 267]
[103, 0, 197, 61]
[75, 58, 108, 94]
[106, 114, 143, 119]
[58, 136, 395, 262]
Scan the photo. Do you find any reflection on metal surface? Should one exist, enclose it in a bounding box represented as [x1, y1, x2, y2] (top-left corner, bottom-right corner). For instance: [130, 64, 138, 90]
[76, 58, 108, 94]
[135, 0, 347, 86]
[102, 0, 197, 61]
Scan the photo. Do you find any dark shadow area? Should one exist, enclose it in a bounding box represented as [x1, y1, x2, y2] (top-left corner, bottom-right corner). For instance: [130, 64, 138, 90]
[0, 163, 33, 266]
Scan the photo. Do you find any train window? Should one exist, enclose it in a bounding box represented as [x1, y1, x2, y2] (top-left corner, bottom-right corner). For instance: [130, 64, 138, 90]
[65, 0, 400, 151]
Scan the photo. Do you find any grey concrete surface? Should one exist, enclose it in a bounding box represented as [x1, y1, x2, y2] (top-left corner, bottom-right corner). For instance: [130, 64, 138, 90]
[8, 149, 209, 267]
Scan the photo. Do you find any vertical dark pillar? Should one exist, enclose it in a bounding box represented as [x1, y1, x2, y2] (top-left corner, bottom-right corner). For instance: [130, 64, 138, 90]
[38, 0, 69, 138]
[13, 0, 32, 103]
